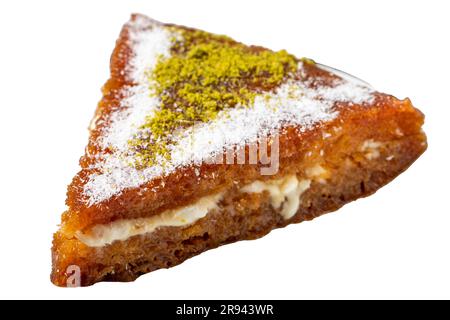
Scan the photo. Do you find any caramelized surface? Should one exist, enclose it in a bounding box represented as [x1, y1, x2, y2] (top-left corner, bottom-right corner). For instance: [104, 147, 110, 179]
[53, 128, 426, 286]
[61, 15, 425, 235]
[52, 14, 427, 286]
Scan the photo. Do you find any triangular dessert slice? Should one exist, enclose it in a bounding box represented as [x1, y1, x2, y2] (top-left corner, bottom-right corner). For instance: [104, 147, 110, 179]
[51, 14, 427, 286]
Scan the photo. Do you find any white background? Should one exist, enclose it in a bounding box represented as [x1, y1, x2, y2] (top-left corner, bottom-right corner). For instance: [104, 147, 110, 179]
[0, 0, 449, 299]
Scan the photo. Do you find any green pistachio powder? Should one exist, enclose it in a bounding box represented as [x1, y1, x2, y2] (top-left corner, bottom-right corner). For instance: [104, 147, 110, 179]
[128, 28, 303, 167]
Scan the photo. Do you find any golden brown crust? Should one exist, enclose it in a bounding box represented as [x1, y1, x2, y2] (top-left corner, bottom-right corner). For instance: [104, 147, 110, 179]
[52, 14, 427, 286]
[62, 90, 425, 235]
[52, 129, 426, 286]
[62, 15, 341, 232]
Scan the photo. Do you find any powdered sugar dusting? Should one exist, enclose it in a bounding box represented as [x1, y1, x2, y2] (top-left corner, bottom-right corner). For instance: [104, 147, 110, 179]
[100, 85, 157, 151]
[126, 17, 172, 83]
[100, 20, 172, 155]
[316, 80, 374, 104]
[82, 17, 375, 206]
[169, 79, 372, 166]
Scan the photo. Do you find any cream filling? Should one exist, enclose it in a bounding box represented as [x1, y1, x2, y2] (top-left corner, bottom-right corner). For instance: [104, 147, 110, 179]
[240, 175, 311, 219]
[360, 139, 383, 160]
[76, 173, 322, 247]
[76, 193, 223, 247]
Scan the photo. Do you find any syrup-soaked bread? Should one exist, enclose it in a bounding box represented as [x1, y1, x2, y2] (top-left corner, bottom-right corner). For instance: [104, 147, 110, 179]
[51, 14, 426, 286]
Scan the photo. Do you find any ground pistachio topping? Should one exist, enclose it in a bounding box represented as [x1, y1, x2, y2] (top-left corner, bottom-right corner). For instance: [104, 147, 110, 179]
[129, 27, 299, 167]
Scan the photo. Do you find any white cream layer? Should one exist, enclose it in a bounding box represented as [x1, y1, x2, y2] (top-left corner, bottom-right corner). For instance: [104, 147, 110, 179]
[241, 175, 311, 219]
[76, 193, 223, 247]
[76, 174, 314, 247]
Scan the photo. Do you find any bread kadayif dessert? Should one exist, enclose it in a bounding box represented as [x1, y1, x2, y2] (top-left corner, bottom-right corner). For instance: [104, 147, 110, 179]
[51, 14, 427, 286]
